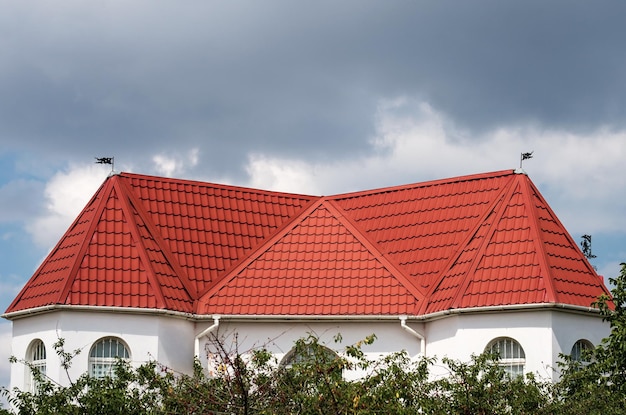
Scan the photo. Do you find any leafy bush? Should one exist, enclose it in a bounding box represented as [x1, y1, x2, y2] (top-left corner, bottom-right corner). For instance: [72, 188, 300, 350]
[2, 263, 625, 414]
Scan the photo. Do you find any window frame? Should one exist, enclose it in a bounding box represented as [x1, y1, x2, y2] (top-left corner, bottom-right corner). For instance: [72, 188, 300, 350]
[26, 339, 47, 392]
[280, 343, 339, 369]
[485, 337, 526, 376]
[570, 339, 593, 363]
[88, 337, 131, 379]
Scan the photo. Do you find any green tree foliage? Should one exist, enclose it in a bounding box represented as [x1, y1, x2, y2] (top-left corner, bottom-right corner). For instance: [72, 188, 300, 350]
[1, 332, 556, 415]
[3, 264, 626, 414]
[1, 339, 164, 415]
[427, 354, 551, 415]
[555, 262, 626, 414]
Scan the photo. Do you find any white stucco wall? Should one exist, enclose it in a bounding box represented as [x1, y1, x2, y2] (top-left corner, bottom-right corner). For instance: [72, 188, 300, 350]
[426, 311, 555, 379]
[550, 311, 608, 378]
[196, 318, 424, 380]
[198, 309, 608, 382]
[9, 310, 195, 390]
[7, 307, 609, 391]
[423, 309, 609, 381]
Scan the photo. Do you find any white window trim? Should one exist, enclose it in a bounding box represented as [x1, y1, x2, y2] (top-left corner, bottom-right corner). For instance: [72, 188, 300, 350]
[570, 339, 594, 362]
[88, 337, 131, 379]
[486, 337, 526, 376]
[27, 339, 46, 392]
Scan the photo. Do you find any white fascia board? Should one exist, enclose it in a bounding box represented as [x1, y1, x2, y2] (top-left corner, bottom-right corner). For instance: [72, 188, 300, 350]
[2, 302, 603, 322]
[1, 304, 195, 321]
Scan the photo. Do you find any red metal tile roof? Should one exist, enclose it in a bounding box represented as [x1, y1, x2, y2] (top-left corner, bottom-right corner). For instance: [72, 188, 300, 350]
[198, 201, 424, 315]
[5, 170, 612, 317]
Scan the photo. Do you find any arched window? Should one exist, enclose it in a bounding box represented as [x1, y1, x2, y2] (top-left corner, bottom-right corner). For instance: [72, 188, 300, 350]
[89, 337, 130, 378]
[486, 337, 525, 376]
[27, 339, 46, 392]
[280, 343, 338, 369]
[571, 339, 593, 362]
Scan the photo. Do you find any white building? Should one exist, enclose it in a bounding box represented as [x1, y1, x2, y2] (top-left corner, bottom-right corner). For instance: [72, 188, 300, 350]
[3, 169, 611, 390]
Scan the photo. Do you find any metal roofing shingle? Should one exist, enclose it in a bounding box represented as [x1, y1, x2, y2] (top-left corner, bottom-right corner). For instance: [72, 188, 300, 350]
[5, 169, 612, 317]
[5, 181, 107, 313]
[332, 172, 515, 292]
[123, 174, 316, 295]
[198, 201, 423, 316]
[417, 174, 609, 312]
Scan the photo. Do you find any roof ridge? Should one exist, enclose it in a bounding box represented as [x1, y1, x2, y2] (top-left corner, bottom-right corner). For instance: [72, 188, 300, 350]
[418, 174, 516, 314]
[325, 199, 426, 305]
[330, 169, 516, 200]
[449, 176, 520, 309]
[525, 180, 607, 295]
[522, 176, 613, 303]
[196, 197, 324, 304]
[118, 172, 318, 200]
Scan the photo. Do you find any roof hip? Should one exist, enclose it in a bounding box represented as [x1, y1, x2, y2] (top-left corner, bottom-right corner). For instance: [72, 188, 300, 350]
[5, 169, 612, 317]
[449, 175, 521, 309]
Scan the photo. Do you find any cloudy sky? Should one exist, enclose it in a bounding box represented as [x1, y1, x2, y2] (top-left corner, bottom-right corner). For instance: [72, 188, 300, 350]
[2, 0, 626, 389]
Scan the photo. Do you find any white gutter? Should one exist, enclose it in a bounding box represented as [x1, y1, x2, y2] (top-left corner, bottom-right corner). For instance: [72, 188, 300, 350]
[399, 315, 426, 357]
[413, 302, 602, 321]
[1, 304, 196, 321]
[2, 302, 603, 322]
[194, 315, 220, 359]
[192, 303, 603, 323]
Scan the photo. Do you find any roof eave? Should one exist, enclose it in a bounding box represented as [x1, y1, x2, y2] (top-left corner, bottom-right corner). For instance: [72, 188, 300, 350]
[1, 304, 196, 321]
[193, 303, 606, 322]
[414, 302, 603, 321]
[3, 302, 603, 323]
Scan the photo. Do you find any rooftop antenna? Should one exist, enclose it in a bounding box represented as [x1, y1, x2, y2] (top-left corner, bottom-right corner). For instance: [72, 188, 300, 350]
[520, 151, 533, 169]
[95, 157, 114, 173]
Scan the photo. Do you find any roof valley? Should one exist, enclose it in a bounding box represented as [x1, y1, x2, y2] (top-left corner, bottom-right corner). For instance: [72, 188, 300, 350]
[196, 197, 324, 303]
[117, 177, 198, 301]
[418, 176, 515, 313]
[4, 170, 611, 317]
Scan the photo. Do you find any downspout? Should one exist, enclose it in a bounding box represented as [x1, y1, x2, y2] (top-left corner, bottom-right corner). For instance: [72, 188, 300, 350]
[194, 315, 221, 359]
[399, 316, 426, 357]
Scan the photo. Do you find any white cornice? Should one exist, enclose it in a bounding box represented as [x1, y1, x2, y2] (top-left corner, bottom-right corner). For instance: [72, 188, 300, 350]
[1, 302, 603, 322]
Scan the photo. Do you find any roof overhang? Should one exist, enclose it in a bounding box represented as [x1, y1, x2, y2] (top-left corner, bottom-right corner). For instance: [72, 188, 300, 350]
[1, 304, 195, 321]
[2, 302, 603, 322]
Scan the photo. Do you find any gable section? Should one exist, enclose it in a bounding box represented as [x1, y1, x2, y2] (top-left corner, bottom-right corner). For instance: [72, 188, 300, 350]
[120, 174, 316, 295]
[199, 202, 422, 316]
[333, 171, 516, 291]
